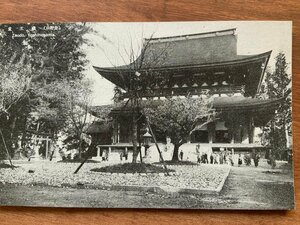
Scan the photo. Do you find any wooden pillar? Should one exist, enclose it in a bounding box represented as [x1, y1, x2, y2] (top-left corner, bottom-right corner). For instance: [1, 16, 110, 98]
[117, 123, 120, 143]
[45, 137, 49, 159]
[96, 146, 101, 157]
[230, 132, 234, 144]
[248, 128, 254, 143]
[226, 113, 235, 144]
[108, 147, 111, 160]
[242, 126, 249, 144]
[112, 119, 119, 144]
[112, 122, 115, 144]
[248, 117, 254, 144]
[208, 123, 215, 144]
[231, 126, 235, 143]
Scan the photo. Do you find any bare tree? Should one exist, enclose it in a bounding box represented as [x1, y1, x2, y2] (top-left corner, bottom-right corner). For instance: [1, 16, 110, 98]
[101, 33, 175, 163]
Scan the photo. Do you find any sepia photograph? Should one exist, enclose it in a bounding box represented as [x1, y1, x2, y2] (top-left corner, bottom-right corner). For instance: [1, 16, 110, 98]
[0, 21, 294, 209]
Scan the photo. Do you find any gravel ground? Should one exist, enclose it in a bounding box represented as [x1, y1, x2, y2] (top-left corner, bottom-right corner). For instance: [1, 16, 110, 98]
[0, 161, 230, 191]
[0, 165, 293, 209]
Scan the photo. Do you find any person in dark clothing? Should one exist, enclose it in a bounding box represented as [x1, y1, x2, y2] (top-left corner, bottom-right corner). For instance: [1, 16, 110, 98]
[210, 154, 214, 164]
[179, 150, 184, 161]
[254, 154, 260, 167]
[204, 153, 208, 164]
[200, 153, 205, 163]
[238, 154, 243, 167]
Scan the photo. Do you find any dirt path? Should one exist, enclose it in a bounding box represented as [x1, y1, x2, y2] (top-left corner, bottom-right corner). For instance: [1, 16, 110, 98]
[199, 166, 294, 209]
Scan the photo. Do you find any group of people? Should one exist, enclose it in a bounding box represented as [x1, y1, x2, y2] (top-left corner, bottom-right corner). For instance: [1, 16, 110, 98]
[195, 151, 260, 167]
[196, 151, 235, 166]
[178, 144, 262, 167]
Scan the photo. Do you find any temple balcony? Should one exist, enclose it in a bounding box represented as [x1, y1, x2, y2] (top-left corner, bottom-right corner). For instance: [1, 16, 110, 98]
[120, 85, 245, 100]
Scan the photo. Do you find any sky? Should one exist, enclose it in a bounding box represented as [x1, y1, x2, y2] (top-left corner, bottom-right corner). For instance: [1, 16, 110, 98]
[83, 21, 292, 106]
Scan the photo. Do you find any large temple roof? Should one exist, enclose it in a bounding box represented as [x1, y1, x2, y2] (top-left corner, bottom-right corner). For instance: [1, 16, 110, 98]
[94, 29, 272, 98]
[95, 29, 270, 70]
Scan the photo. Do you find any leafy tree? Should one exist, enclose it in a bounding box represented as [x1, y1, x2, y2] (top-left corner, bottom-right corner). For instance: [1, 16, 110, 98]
[0, 23, 93, 157]
[144, 96, 216, 161]
[0, 53, 33, 158]
[261, 52, 291, 160]
[60, 79, 93, 159]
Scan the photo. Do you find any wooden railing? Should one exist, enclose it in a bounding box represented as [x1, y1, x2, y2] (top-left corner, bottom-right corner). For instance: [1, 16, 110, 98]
[121, 85, 245, 99]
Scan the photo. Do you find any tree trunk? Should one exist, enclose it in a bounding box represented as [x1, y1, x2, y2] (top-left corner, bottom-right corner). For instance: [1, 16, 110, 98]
[132, 113, 138, 163]
[137, 119, 143, 163]
[10, 116, 17, 139]
[172, 143, 181, 161]
[78, 134, 83, 159]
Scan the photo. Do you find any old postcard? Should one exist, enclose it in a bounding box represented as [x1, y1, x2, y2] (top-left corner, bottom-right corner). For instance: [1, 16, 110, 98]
[0, 21, 293, 209]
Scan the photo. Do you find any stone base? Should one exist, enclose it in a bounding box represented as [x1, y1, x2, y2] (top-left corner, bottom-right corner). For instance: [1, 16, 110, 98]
[91, 156, 103, 162]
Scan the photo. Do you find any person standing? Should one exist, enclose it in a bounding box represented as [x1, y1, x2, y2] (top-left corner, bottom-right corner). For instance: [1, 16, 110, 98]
[196, 144, 201, 164]
[229, 153, 234, 166]
[213, 152, 217, 164]
[219, 152, 224, 164]
[216, 153, 220, 164]
[204, 153, 208, 164]
[238, 154, 243, 167]
[179, 150, 184, 161]
[210, 153, 214, 164]
[27, 143, 33, 161]
[254, 153, 260, 167]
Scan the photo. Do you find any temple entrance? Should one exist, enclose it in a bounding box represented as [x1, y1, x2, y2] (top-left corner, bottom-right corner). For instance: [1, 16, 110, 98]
[192, 130, 209, 143]
[215, 130, 230, 143]
[214, 121, 231, 143]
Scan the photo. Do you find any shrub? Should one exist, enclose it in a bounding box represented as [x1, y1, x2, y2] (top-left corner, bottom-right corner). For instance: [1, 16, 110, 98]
[91, 163, 175, 174]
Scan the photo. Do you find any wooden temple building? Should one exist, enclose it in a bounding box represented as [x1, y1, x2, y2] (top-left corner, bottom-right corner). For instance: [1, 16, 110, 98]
[91, 28, 281, 162]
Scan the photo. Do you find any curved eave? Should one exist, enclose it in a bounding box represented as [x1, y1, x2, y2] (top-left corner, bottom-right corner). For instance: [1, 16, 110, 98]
[93, 66, 128, 89]
[93, 51, 272, 89]
[94, 51, 271, 71]
[256, 51, 272, 94]
[214, 97, 282, 112]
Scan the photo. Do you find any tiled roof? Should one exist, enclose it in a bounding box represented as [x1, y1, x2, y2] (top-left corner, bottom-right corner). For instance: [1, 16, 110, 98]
[98, 96, 281, 113]
[95, 29, 270, 70]
[212, 96, 282, 110]
[94, 29, 271, 95]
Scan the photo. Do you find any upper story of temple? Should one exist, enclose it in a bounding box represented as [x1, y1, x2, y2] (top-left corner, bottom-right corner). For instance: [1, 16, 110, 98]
[94, 28, 272, 100]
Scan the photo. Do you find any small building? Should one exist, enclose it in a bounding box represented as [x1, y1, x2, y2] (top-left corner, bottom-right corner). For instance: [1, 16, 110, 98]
[92, 28, 282, 162]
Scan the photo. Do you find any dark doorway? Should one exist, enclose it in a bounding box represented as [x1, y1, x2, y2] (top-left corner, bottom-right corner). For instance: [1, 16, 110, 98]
[215, 130, 230, 143]
[192, 130, 209, 143]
